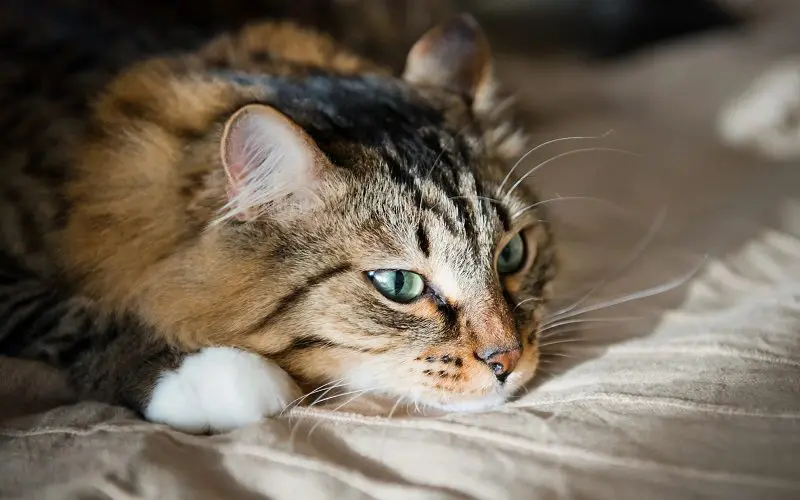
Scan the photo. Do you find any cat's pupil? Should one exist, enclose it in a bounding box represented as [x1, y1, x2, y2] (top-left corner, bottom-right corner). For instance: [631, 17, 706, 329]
[393, 271, 405, 295]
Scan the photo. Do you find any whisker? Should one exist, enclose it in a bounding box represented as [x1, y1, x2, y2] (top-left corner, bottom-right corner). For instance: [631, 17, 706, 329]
[539, 316, 646, 334]
[538, 336, 595, 349]
[504, 147, 639, 200]
[514, 296, 544, 311]
[549, 207, 667, 319]
[289, 387, 375, 448]
[549, 257, 708, 322]
[305, 380, 350, 409]
[307, 387, 372, 408]
[282, 378, 346, 414]
[305, 389, 372, 442]
[541, 352, 578, 359]
[386, 396, 405, 420]
[498, 131, 614, 194]
[511, 195, 621, 220]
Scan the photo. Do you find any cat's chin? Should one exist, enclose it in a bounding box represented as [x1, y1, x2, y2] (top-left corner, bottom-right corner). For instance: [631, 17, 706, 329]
[423, 393, 509, 414]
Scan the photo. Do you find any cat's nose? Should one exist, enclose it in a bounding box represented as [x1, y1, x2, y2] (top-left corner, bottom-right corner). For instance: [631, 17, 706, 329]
[475, 346, 521, 383]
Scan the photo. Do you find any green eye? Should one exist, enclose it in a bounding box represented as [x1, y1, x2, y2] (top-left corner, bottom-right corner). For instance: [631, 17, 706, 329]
[497, 233, 526, 274]
[368, 269, 425, 303]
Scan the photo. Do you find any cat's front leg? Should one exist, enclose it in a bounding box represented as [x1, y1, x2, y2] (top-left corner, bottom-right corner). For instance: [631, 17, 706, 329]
[48, 309, 301, 433]
[144, 347, 302, 433]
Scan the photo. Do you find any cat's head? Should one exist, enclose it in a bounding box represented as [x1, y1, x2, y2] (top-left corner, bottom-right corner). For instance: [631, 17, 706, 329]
[81, 15, 557, 412]
[216, 16, 556, 411]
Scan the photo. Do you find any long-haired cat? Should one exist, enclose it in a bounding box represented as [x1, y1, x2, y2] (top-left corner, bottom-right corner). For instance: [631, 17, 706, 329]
[0, 10, 556, 432]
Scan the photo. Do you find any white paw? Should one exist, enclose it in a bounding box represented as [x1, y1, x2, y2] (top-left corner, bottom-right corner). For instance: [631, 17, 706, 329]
[144, 347, 301, 433]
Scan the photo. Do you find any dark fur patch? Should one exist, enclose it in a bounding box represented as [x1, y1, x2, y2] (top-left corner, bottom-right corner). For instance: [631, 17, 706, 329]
[416, 222, 430, 257]
[249, 263, 352, 334]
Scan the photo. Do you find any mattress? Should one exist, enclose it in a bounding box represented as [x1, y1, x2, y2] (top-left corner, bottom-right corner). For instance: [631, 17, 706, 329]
[2, 7, 800, 500]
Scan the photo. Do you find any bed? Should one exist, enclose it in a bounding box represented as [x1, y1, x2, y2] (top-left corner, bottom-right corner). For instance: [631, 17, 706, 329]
[1, 2, 799, 498]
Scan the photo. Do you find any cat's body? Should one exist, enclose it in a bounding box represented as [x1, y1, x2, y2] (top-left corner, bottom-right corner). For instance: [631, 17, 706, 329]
[0, 6, 556, 432]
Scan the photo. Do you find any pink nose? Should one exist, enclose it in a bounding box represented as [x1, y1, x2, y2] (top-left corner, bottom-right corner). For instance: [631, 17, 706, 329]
[475, 347, 521, 383]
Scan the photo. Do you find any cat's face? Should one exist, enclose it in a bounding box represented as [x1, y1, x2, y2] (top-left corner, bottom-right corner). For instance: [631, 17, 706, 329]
[207, 16, 556, 411]
[253, 168, 553, 411]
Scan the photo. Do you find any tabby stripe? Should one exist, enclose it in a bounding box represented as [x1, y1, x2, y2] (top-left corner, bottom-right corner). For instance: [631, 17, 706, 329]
[416, 221, 430, 257]
[383, 150, 462, 237]
[450, 195, 477, 241]
[436, 302, 459, 332]
[361, 299, 424, 334]
[384, 153, 421, 199]
[423, 205, 460, 237]
[249, 263, 352, 334]
[272, 334, 390, 358]
[493, 201, 512, 232]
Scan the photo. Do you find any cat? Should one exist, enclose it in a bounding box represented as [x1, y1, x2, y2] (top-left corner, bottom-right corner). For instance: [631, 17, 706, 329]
[0, 8, 557, 432]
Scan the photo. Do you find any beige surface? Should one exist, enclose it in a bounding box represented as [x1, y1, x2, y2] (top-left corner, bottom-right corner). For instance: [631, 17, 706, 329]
[3, 8, 800, 500]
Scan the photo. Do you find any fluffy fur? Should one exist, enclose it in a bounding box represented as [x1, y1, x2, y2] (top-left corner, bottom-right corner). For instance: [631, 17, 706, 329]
[0, 10, 557, 424]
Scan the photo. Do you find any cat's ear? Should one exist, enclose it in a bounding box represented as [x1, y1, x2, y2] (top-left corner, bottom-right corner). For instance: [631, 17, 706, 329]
[219, 104, 326, 222]
[403, 14, 496, 110]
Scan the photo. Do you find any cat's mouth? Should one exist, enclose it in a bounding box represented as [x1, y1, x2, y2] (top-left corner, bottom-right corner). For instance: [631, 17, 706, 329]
[333, 345, 538, 415]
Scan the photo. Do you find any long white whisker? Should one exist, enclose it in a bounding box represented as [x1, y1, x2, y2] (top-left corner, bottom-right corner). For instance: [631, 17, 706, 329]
[305, 380, 350, 409]
[308, 388, 372, 408]
[514, 296, 545, 311]
[538, 320, 644, 341]
[498, 131, 614, 194]
[539, 316, 646, 335]
[305, 390, 372, 443]
[549, 207, 667, 319]
[548, 257, 708, 322]
[538, 336, 595, 349]
[282, 378, 346, 414]
[504, 147, 639, 200]
[289, 387, 375, 448]
[511, 195, 614, 219]
[542, 352, 578, 359]
[387, 396, 405, 420]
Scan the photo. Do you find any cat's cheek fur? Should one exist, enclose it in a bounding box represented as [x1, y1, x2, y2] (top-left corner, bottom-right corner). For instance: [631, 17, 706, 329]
[143, 347, 301, 433]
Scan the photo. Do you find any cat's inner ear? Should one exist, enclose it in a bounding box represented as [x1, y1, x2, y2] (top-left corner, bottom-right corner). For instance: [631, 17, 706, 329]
[403, 14, 495, 105]
[219, 104, 325, 222]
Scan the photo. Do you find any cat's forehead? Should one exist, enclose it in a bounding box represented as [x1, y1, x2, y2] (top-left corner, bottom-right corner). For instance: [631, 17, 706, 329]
[262, 74, 475, 165]
[262, 73, 532, 291]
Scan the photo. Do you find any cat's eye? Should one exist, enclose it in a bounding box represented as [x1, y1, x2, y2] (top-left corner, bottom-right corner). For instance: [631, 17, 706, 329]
[497, 233, 526, 275]
[368, 270, 425, 303]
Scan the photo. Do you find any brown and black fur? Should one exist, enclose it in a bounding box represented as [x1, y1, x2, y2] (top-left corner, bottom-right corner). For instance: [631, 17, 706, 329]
[0, 4, 557, 413]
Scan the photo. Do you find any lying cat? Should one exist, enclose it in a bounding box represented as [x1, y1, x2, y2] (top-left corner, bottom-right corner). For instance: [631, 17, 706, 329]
[0, 12, 556, 432]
